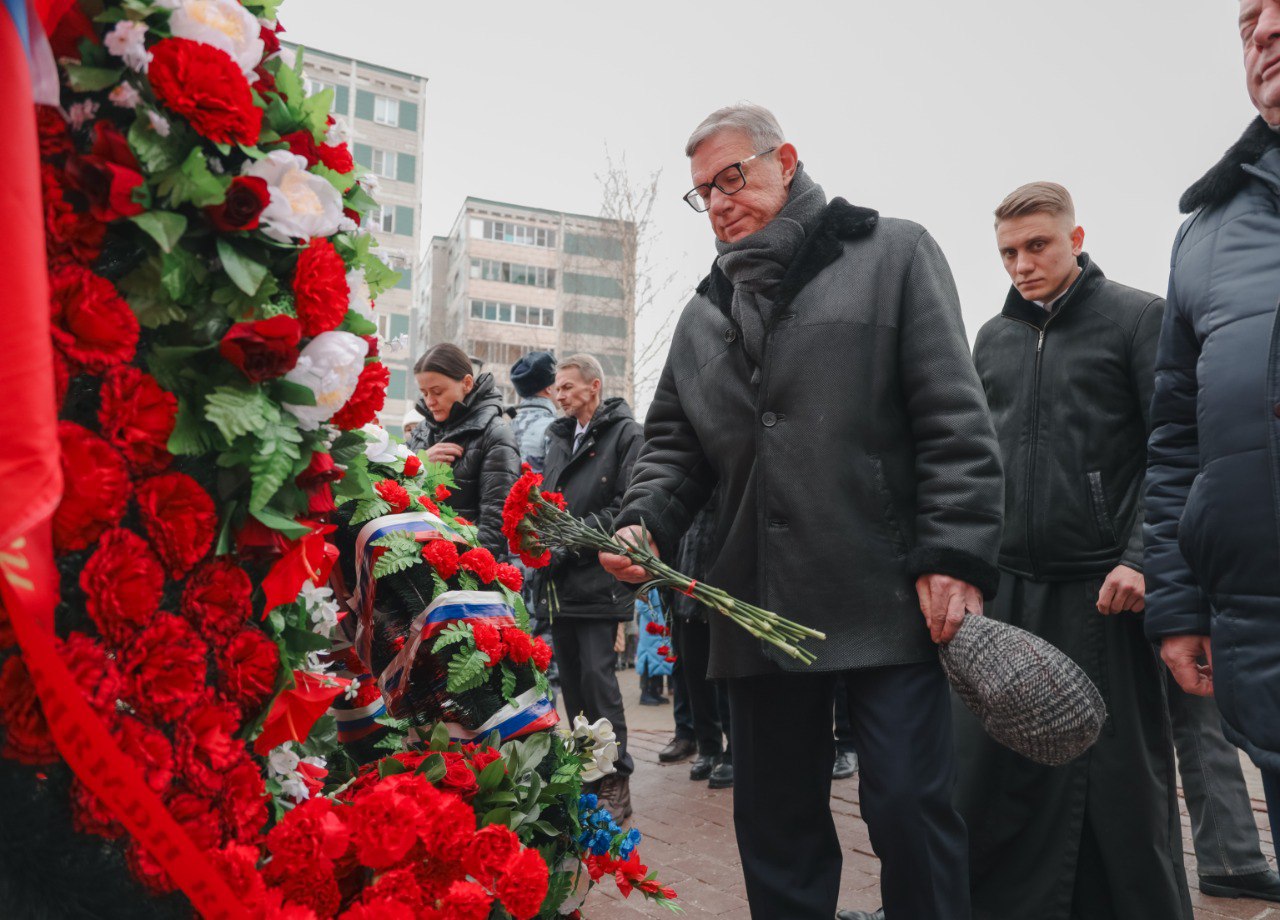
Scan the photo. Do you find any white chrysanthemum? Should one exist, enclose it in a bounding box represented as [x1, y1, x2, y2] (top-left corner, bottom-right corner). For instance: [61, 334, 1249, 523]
[361, 424, 399, 463]
[168, 0, 264, 78]
[244, 150, 344, 243]
[108, 82, 141, 110]
[104, 21, 150, 72]
[283, 332, 368, 430]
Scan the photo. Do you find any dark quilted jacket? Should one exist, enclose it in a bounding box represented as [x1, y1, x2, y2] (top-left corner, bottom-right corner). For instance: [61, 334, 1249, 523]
[407, 373, 519, 556]
[1144, 118, 1280, 772]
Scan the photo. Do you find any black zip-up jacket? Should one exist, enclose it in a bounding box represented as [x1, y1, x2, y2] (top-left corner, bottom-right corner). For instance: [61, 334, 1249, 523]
[973, 256, 1164, 581]
[536, 397, 644, 621]
[406, 373, 520, 556]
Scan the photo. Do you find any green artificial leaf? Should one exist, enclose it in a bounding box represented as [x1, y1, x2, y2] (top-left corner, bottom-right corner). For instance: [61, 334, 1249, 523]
[422, 461, 457, 495]
[512, 592, 531, 633]
[147, 344, 211, 391]
[160, 246, 209, 302]
[500, 663, 518, 704]
[361, 254, 399, 298]
[480, 807, 512, 828]
[431, 622, 473, 654]
[250, 507, 311, 539]
[283, 625, 334, 653]
[478, 757, 507, 794]
[431, 571, 449, 600]
[519, 732, 551, 774]
[64, 64, 123, 91]
[250, 421, 304, 512]
[340, 310, 377, 337]
[261, 93, 298, 136]
[371, 532, 423, 579]
[205, 385, 273, 442]
[129, 211, 188, 254]
[534, 669, 551, 702]
[482, 729, 502, 750]
[275, 380, 317, 407]
[238, 143, 266, 160]
[447, 649, 489, 694]
[157, 147, 228, 208]
[531, 820, 563, 840]
[168, 396, 215, 456]
[300, 87, 334, 135]
[128, 118, 187, 174]
[312, 164, 352, 194]
[334, 465, 372, 504]
[216, 238, 271, 295]
[344, 182, 378, 214]
[330, 430, 366, 466]
[428, 721, 451, 752]
[378, 757, 409, 779]
[120, 258, 186, 328]
[416, 752, 447, 783]
[457, 571, 479, 592]
[351, 496, 392, 525]
[272, 57, 305, 109]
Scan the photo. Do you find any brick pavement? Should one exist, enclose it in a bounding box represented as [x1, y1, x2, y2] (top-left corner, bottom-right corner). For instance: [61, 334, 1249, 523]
[568, 671, 1279, 919]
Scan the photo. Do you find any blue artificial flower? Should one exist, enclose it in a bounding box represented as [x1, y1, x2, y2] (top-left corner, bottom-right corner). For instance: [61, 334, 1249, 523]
[579, 793, 598, 811]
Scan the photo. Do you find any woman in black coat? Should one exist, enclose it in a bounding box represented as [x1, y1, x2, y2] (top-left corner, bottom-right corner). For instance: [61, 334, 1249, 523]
[405, 343, 519, 556]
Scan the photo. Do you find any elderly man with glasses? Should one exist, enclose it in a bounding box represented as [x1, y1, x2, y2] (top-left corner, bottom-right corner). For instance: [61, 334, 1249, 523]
[600, 103, 1004, 920]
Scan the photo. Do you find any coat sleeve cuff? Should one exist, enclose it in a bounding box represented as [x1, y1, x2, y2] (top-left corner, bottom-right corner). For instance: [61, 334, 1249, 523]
[906, 547, 1001, 600]
[613, 508, 679, 563]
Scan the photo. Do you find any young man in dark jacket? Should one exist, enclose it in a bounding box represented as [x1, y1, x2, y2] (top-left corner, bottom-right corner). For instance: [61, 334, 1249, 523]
[962, 182, 1193, 920]
[537, 353, 643, 819]
[1146, 0, 1280, 858]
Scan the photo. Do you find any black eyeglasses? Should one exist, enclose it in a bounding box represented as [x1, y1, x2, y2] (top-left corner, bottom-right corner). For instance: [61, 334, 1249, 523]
[682, 147, 777, 212]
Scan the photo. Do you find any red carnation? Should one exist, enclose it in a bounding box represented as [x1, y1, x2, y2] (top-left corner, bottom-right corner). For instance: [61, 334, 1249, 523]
[421, 538, 459, 579]
[0, 655, 56, 764]
[64, 121, 146, 221]
[350, 784, 424, 869]
[657, 644, 670, 656]
[175, 695, 243, 790]
[419, 495, 441, 515]
[53, 422, 131, 554]
[80, 528, 163, 645]
[531, 637, 552, 672]
[402, 454, 422, 477]
[502, 627, 533, 665]
[221, 757, 269, 843]
[99, 365, 177, 474]
[181, 559, 253, 649]
[210, 845, 268, 912]
[471, 620, 506, 666]
[136, 472, 217, 578]
[292, 237, 350, 337]
[49, 262, 139, 372]
[220, 315, 301, 382]
[119, 612, 209, 723]
[465, 824, 520, 886]
[260, 23, 281, 56]
[263, 857, 342, 917]
[72, 781, 124, 839]
[148, 38, 263, 145]
[440, 880, 493, 920]
[128, 792, 222, 894]
[434, 484, 451, 501]
[114, 714, 175, 795]
[495, 563, 524, 593]
[319, 143, 355, 175]
[62, 632, 123, 714]
[36, 105, 72, 160]
[459, 547, 499, 584]
[497, 847, 551, 920]
[331, 360, 389, 430]
[278, 129, 321, 167]
[217, 628, 281, 715]
[267, 795, 350, 866]
[206, 175, 271, 232]
[42, 165, 106, 265]
[298, 451, 344, 488]
[374, 479, 410, 514]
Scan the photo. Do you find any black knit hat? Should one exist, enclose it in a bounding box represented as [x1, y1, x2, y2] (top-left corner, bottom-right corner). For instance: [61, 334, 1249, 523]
[510, 351, 556, 398]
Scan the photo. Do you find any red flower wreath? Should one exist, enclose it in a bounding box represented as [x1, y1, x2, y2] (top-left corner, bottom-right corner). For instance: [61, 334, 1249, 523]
[80, 527, 163, 646]
[98, 365, 177, 475]
[331, 360, 390, 431]
[48, 262, 139, 373]
[147, 38, 263, 146]
[292, 237, 350, 337]
[135, 472, 217, 579]
[52, 422, 131, 554]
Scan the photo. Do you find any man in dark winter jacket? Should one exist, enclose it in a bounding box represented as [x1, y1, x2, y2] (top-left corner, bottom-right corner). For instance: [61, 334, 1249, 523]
[962, 181, 1194, 920]
[508, 351, 557, 472]
[538, 353, 644, 820]
[601, 103, 1003, 920]
[1146, 0, 1280, 857]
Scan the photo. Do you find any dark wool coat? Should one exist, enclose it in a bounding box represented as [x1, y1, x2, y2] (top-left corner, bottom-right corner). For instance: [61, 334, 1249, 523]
[1144, 118, 1280, 773]
[406, 373, 520, 556]
[615, 199, 1005, 678]
[536, 397, 644, 621]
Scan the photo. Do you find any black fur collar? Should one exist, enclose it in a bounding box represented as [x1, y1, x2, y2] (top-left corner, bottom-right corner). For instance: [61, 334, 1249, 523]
[1180, 117, 1280, 214]
[695, 198, 880, 315]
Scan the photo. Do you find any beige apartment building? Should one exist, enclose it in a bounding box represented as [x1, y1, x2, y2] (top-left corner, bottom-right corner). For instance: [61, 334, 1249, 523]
[281, 41, 427, 429]
[423, 198, 636, 407]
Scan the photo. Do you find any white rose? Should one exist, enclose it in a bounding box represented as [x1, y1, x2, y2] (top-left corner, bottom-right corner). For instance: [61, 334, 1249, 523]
[346, 269, 374, 322]
[244, 150, 344, 243]
[108, 83, 141, 110]
[104, 21, 150, 72]
[361, 424, 399, 463]
[283, 332, 368, 430]
[168, 0, 264, 78]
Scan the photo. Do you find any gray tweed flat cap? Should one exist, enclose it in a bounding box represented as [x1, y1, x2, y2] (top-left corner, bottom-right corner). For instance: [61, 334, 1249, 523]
[941, 613, 1106, 766]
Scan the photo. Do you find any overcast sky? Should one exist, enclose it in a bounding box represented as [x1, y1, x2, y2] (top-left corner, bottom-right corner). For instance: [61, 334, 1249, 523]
[289, 0, 1258, 399]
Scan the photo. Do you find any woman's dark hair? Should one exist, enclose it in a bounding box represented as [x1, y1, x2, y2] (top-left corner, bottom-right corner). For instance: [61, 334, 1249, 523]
[414, 343, 473, 379]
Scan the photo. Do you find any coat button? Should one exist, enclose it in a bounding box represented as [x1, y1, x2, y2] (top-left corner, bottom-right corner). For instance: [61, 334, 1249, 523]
[724, 328, 737, 343]
[762, 411, 777, 427]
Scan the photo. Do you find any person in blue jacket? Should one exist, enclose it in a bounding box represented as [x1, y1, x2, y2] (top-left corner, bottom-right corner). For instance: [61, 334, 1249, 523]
[635, 588, 672, 705]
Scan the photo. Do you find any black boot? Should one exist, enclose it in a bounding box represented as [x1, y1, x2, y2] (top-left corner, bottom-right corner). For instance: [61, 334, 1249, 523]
[689, 754, 714, 781]
[708, 753, 733, 789]
[1200, 869, 1280, 902]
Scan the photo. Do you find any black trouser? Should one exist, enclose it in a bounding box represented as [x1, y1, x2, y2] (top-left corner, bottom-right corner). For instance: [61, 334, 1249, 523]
[672, 615, 731, 756]
[551, 617, 634, 776]
[729, 660, 969, 920]
[834, 673, 855, 755]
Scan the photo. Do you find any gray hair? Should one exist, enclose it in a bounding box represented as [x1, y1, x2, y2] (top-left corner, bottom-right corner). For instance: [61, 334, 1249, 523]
[558, 353, 604, 385]
[685, 103, 785, 158]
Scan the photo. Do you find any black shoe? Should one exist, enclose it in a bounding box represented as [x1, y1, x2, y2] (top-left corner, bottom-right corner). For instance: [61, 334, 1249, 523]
[658, 736, 697, 763]
[689, 754, 714, 781]
[1199, 869, 1280, 902]
[597, 772, 632, 821]
[832, 750, 858, 780]
[835, 910, 884, 920]
[638, 689, 668, 706]
[708, 755, 733, 789]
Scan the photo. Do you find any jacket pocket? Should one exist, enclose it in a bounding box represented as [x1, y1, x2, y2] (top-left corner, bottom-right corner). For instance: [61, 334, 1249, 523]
[867, 453, 909, 557]
[1086, 470, 1118, 546]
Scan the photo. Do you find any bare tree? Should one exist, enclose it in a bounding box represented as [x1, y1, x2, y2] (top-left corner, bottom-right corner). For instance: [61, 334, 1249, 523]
[594, 147, 686, 411]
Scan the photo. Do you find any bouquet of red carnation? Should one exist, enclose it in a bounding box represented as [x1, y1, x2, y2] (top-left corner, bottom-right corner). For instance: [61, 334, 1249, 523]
[503, 467, 825, 664]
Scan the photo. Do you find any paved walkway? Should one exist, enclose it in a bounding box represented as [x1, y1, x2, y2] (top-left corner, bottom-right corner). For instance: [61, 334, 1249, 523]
[570, 670, 1278, 919]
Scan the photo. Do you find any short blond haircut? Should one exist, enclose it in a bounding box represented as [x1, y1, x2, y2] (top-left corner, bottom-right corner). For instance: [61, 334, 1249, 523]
[994, 181, 1076, 227]
[558, 353, 604, 385]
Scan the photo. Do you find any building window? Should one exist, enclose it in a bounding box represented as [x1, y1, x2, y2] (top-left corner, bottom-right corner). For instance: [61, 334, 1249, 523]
[563, 271, 624, 299]
[471, 219, 557, 249]
[377, 206, 395, 234]
[370, 148, 398, 179]
[470, 299, 554, 328]
[564, 232, 625, 260]
[469, 258, 555, 289]
[563, 310, 627, 338]
[374, 95, 400, 126]
[304, 77, 334, 97]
